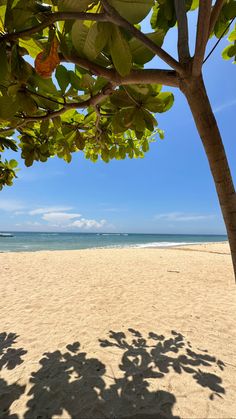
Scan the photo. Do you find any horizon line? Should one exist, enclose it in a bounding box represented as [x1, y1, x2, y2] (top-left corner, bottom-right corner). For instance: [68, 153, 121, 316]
[0, 231, 227, 236]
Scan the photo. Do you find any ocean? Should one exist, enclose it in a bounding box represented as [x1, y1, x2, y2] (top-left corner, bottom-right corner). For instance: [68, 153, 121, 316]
[0, 232, 227, 252]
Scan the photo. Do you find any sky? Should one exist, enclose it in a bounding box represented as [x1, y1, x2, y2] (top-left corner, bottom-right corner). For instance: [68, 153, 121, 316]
[0, 11, 235, 234]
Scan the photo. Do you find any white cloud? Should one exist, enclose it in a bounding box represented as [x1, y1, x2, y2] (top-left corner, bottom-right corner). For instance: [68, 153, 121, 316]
[69, 218, 106, 229]
[40, 211, 106, 230]
[154, 212, 215, 222]
[0, 199, 25, 212]
[42, 212, 81, 223]
[29, 206, 73, 215]
[5, 202, 108, 231]
[213, 98, 236, 114]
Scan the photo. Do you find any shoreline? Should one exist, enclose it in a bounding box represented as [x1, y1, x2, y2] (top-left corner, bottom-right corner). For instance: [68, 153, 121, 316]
[0, 239, 229, 254]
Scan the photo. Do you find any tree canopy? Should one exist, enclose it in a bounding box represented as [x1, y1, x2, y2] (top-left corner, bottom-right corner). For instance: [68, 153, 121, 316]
[0, 0, 235, 190]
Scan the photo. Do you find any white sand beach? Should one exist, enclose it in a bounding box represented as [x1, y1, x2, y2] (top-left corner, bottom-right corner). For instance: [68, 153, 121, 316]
[0, 242, 236, 418]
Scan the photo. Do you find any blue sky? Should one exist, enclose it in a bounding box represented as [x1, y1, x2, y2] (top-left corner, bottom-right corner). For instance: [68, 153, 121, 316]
[0, 12, 235, 234]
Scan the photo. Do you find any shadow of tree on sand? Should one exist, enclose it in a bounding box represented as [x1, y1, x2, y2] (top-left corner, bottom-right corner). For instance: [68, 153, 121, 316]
[0, 332, 27, 418]
[24, 329, 225, 419]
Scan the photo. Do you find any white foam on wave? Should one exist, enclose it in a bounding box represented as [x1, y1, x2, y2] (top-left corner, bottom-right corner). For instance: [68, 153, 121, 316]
[101, 233, 121, 236]
[133, 241, 197, 248]
[94, 241, 202, 250]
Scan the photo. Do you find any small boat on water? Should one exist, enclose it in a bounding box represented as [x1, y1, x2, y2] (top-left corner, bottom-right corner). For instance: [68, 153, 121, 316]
[0, 233, 14, 237]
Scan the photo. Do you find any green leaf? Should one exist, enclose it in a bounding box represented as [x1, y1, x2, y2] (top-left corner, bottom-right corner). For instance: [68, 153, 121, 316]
[223, 0, 236, 20]
[17, 92, 38, 115]
[214, 16, 230, 38]
[71, 20, 91, 57]
[19, 38, 42, 59]
[189, 0, 199, 10]
[150, 1, 176, 32]
[144, 96, 163, 112]
[80, 22, 112, 60]
[155, 92, 174, 113]
[133, 108, 146, 131]
[55, 65, 70, 93]
[72, 21, 111, 61]
[228, 29, 236, 43]
[0, 42, 9, 82]
[74, 132, 85, 150]
[83, 22, 101, 60]
[109, 0, 154, 23]
[9, 159, 18, 168]
[143, 109, 157, 130]
[142, 139, 149, 152]
[163, 0, 174, 21]
[158, 128, 164, 139]
[0, 137, 18, 152]
[69, 71, 82, 90]
[222, 44, 236, 60]
[110, 90, 134, 107]
[0, 96, 18, 120]
[112, 108, 135, 132]
[109, 27, 132, 76]
[129, 30, 165, 64]
[29, 73, 58, 95]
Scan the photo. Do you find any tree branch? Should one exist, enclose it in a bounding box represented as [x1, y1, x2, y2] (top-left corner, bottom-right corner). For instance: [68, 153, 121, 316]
[116, 69, 179, 87]
[193, 0, 212, 76]
[0, 84, 114, 131]
[63, 53, 179, 87]
[26, 88, 65, 106]
[208, 0, 226, 36]
[174, 0, 190, 62]
[101, 0, 184, 75]
[0, 123, 26, 134]
[61, 52, 114, 80]
[23, 85, 114, 122]
[0, 12, 108, 43]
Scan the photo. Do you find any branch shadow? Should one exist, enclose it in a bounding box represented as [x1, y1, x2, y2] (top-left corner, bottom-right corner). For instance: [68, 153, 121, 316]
[0, 332, 27, 418]
[23, 329, 225, 419]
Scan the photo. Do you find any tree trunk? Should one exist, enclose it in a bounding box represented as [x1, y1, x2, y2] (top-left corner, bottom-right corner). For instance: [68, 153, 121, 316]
[180, 73, 236, 280]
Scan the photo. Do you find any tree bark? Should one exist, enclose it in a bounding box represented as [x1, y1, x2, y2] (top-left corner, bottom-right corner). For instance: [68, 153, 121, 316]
[180, 74, 236, 279]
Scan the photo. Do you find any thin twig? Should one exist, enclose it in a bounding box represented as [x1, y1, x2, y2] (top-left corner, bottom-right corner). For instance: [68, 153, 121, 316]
[0, 83, 114, 129]
[174, 0, 190, 62]
[26, 88, 64, 106]
[0, 122, 27, 134]
[193, 0, 212, 76]
[0, 12, 108, 43]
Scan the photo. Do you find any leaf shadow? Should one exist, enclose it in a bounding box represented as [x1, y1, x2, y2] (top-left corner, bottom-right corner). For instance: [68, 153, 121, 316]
[23, 328, 225, 418]
[0, 332, 27, 418]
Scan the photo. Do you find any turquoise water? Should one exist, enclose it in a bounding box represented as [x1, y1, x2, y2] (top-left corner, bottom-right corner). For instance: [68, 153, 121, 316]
[0, 232, 227, 252]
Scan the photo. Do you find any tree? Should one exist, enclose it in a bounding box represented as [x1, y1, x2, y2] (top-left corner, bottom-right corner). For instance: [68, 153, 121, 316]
[0, 0, 235, 276]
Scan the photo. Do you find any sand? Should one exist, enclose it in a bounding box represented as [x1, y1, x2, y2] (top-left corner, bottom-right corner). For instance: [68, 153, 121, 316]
[0, 242, 236, 419]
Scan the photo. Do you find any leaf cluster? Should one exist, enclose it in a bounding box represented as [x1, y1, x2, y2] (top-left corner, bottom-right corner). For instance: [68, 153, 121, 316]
[222, 23, 236, 63]
[0, 0, 234, 188]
